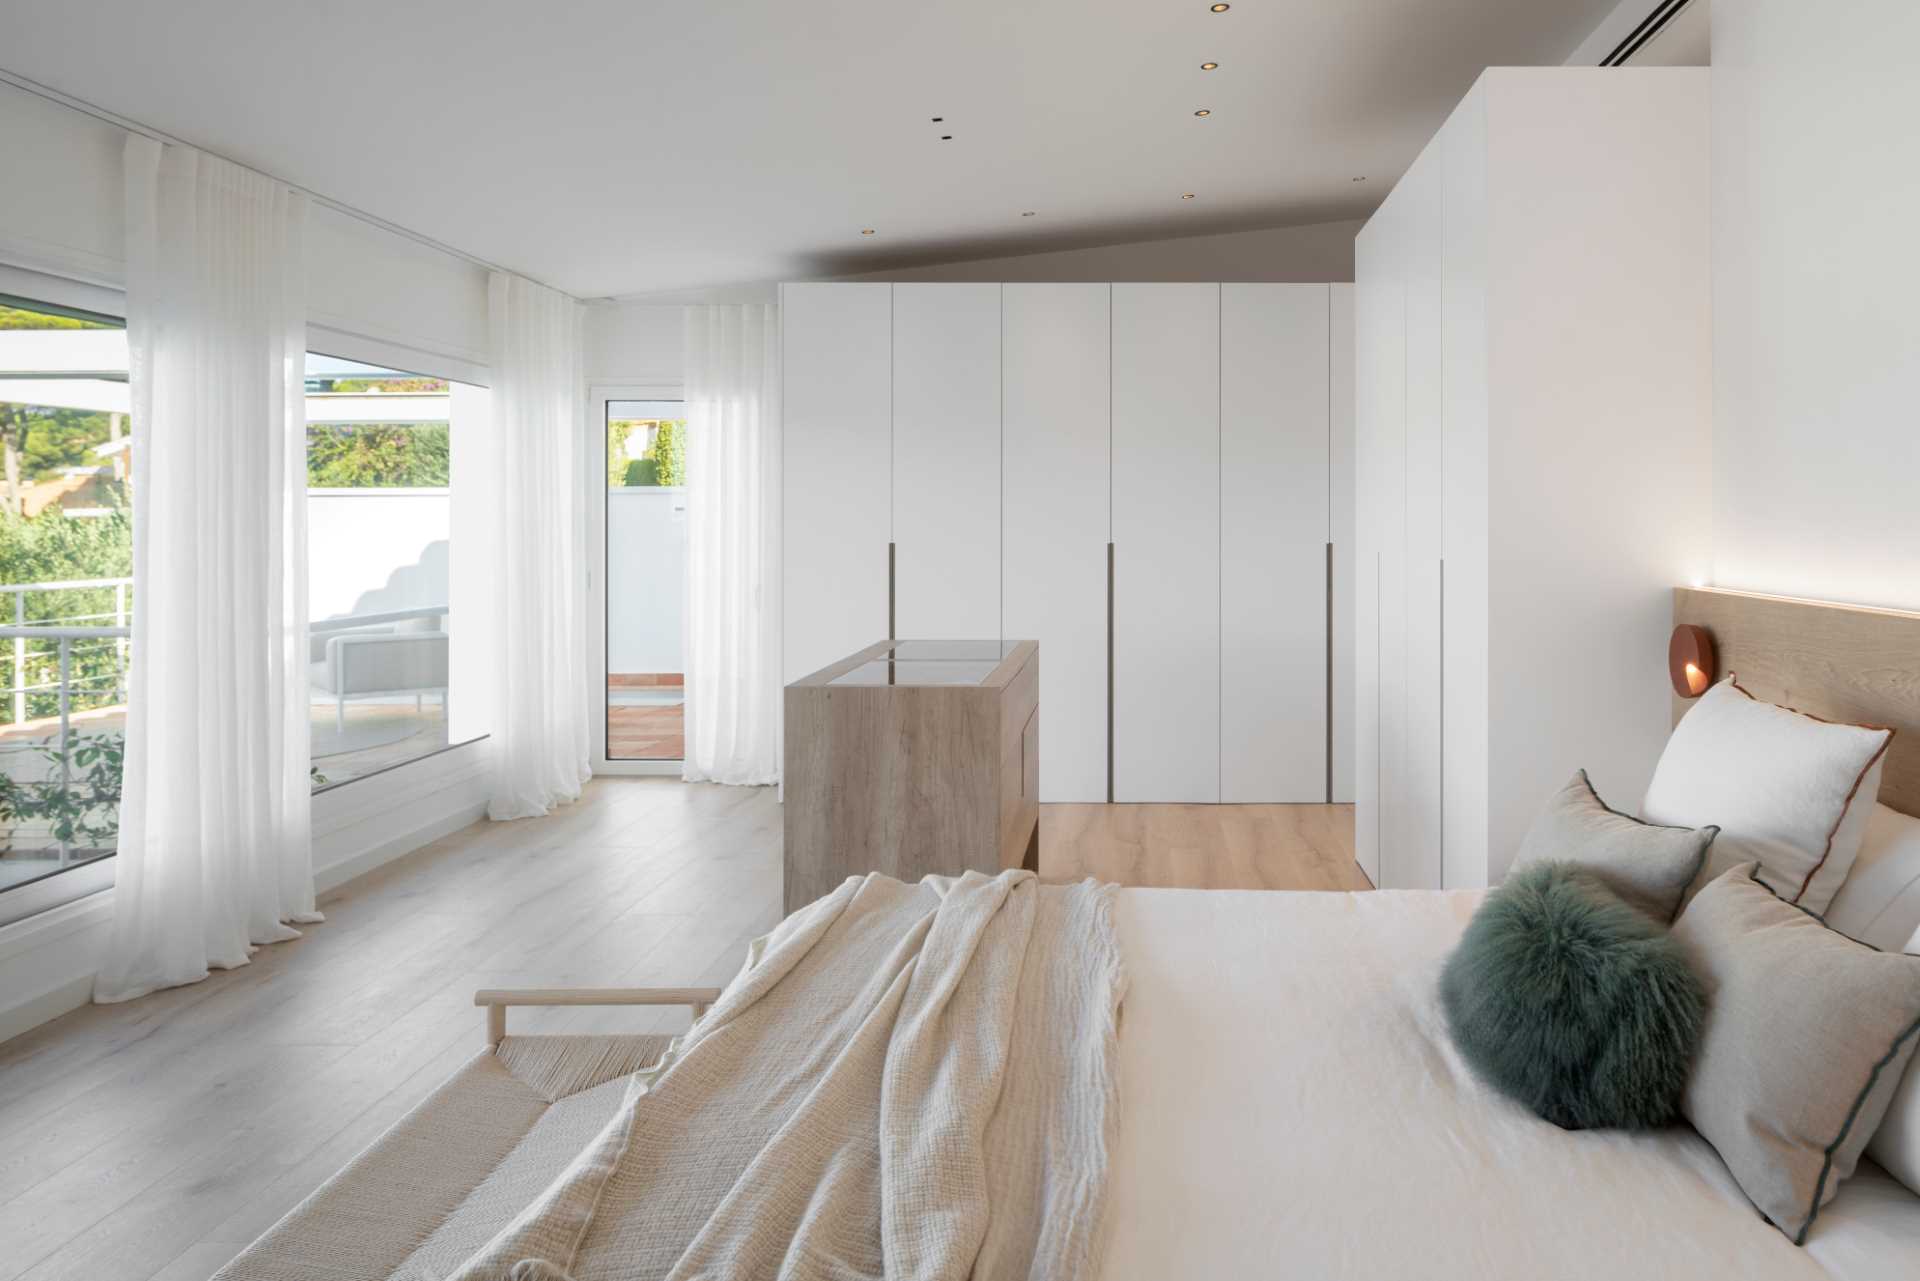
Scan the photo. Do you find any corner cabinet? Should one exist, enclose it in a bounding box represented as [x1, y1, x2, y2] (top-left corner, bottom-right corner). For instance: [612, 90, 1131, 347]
[782, 281, 1355, 808]
[1354, 68, 1712, 889]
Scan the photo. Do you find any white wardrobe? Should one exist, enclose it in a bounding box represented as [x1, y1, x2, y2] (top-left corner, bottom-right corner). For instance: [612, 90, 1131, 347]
[1354, 68, 1712, 890]
[782, 281, 1355, 806]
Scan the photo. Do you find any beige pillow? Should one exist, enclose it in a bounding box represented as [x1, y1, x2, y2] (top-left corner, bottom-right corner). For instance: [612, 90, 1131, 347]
[1510, 770, 1716, 923]
[1672, 864, 1920, 1242]
[1642, 677, 1893, 914]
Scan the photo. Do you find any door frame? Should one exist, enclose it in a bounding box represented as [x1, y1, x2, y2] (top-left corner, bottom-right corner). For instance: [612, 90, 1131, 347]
[587, 382, 685, 776]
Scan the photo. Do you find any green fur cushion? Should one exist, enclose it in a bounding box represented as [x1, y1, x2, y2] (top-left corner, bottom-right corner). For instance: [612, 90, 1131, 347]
[1440, 861, 1706, 1130]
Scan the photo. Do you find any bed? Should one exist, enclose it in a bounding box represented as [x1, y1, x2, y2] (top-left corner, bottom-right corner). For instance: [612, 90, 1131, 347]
[217, 588, 1920, 1280]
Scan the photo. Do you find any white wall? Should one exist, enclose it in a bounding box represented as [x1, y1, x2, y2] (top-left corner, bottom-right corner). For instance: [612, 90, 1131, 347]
[0, 79, 490, 381]
[585, 219, 1365, 399]
[1710, 0, 1920, 613]
[308, 491, 449, 620]
[607, 488, 687, 674]
[839, 219, 1362, 285]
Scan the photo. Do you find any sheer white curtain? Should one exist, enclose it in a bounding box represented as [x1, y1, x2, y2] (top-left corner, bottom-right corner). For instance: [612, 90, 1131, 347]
[484, 271, 591, 818]
[95, 137, 317, 1004]
[683, 304, 782, 785]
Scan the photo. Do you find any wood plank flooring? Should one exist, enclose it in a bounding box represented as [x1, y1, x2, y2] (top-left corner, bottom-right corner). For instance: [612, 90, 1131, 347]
[0, 784, 1359, 1280]
[606, 703, 684, 759]
[1041, 802, 1369, 891]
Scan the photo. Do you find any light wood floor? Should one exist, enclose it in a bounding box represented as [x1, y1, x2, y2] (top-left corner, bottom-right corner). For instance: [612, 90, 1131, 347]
[0, 783, 1359, 1281]
[1043, 802, 1368, 890]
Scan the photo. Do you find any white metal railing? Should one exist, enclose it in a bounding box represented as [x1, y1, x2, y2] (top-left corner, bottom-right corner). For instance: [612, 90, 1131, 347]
[1, 577, 132, 726]
[0, 623, 131, 869]
[0, 578, 450, 870]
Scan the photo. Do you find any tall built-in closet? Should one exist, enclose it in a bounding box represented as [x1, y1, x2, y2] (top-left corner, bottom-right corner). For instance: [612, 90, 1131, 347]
[1355, 68, 1713, 889]
[782, 281, 1355, 806]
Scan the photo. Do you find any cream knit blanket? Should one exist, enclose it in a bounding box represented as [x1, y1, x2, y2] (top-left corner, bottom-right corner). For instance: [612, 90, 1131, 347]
[431, 869, 1124, 1281]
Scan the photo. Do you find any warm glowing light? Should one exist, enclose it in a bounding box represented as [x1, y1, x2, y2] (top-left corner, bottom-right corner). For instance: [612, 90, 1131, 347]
[1211, 3, 1230, 11]
[1181, 192, 1197, 200]
[1194, 109, 1212, 117]
[860, 228, 876, 236]
[1201, 62, 1219, 70]
[1684, 662, 1707, 696]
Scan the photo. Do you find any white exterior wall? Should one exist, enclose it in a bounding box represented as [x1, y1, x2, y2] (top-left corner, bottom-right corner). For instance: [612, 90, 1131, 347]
[606, 488, 688, 675]
[307, 490, 450, 622]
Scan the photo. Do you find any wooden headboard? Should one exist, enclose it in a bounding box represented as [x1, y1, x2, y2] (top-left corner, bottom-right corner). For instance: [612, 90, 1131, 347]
[1674, 587, 1920, 818]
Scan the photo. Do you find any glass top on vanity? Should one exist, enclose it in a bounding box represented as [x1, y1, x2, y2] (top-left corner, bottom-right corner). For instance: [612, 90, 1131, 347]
[880, 639, 1022, 663]
[829, 659, 1003, 687]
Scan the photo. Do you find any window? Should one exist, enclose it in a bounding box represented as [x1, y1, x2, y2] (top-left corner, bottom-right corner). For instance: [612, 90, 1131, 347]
[0, 295, 133, 915]
[605, 399, 687, 761]
[305, 354, 480, 789]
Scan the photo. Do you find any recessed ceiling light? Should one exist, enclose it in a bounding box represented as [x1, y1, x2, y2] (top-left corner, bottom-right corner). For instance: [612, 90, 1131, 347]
[1201, 62, 1219, 70]
[931, 117, 944, 122]
[860, 228, 876, 235]
[1021, 211, 1037, 217]
[1194, 109, 1212, 117]
[941, 134, 953, 140]
[1181, 192, 1197, 200]
[1210, 3, 1230, 11]
[1351, 176, 1367, 182]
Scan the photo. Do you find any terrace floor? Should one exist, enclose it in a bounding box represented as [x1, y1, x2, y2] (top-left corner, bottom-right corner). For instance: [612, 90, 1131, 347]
[608, 680, 684, 761]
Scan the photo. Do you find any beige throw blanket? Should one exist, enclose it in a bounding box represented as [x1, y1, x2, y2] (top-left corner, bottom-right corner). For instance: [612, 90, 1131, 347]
[429, 869, 1124, 1281]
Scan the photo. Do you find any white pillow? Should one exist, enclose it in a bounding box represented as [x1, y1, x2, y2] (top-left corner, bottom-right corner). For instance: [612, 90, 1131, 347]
[1641, 678, 1893, 914]
[1866, 919, 1920, 1197]
[1827, 804, 1920, 953]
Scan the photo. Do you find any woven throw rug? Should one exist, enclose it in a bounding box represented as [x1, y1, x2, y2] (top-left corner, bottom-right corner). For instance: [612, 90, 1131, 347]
[410, 868, 1125, 1281]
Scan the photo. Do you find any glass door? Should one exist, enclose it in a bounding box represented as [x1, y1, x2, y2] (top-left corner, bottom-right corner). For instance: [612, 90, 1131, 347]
[601, 396, 687, 763]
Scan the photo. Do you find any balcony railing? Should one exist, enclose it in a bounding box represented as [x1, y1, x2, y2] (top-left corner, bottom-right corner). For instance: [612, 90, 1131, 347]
[0, 576, 451, 876]
[3, 576, 131, 728]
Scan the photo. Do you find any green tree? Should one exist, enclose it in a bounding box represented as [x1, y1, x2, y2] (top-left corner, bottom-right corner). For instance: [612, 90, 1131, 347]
[306, 424, 449, 487]
[653, 420, 686, 487]
[0, 305, 110, 332]
[608, 418, 640, 486]
[0, 502, 134, 720]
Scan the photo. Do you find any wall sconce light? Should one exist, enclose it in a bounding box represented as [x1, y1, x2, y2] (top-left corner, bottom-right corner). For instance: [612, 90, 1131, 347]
[1668, 624, 1715, 698]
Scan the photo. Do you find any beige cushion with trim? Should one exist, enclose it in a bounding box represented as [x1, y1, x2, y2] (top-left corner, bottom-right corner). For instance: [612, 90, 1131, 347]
[1511, 769, 1716, 923]
[1672, 865, 1920, 1243]
[1642, 678, 1893, 914]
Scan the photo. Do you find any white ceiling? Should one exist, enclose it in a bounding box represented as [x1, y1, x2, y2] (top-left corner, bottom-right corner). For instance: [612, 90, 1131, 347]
[0, 1, 1621, 298]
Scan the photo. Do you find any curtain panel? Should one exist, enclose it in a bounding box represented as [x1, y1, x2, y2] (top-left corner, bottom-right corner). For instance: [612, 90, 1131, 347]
[683, 304, 782, 786]
[484, 271, 591, 818]
[96, 136, 317, 1004]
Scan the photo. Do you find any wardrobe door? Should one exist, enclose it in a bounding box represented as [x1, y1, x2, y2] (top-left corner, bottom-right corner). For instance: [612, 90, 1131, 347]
[1002, 284, 1110, 803]
[1112, 283, 1220, 802]
[1329, 283, 1357, 805]
[1355, 204, 1408, 887]
[781, 283, 891, 683]
[892, 283, 1001, 639]
[1220, 284, 1328, 802]
[1399, 146, 1446, 892]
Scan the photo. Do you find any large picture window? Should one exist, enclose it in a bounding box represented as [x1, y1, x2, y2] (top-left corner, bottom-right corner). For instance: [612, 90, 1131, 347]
[305, 353, 481, 790]
[0, 295, 133, 914]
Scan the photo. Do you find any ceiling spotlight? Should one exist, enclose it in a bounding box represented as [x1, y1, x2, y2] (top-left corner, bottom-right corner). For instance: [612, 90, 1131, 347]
[1021, 211, 1037, 217]
[860, 228, 876, 236]
[1201, 61, 1219, 70]
[1194, 109, 1212, 117]
[1210, 3, 1230, 11]
[931, 116, 944, 122]
[941, 134, 953, 140]
[1181, 192, 1197, 200]
[1351, 176, 1367, 182]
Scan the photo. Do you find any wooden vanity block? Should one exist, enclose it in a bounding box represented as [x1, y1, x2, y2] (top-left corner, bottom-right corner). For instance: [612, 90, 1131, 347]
[782, 639, 1040, 914]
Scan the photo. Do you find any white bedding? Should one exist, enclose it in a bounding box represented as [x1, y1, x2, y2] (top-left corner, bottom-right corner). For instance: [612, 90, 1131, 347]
[1102, 887, 1920, 1281]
